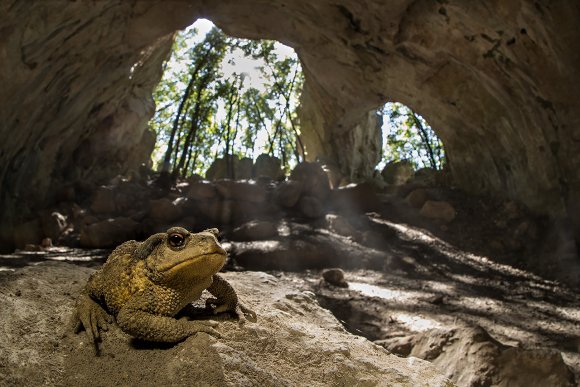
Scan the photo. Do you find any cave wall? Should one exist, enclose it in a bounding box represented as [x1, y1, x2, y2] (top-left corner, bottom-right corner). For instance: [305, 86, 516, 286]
[1, 0, 580, 249]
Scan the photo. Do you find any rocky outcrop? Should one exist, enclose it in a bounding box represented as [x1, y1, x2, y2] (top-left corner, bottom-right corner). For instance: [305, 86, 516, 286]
[2, 0, 580, 252]
[0, 262, 449, 386]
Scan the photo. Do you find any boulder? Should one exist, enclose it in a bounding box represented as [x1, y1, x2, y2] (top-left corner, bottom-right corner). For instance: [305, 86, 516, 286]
[214, 180, 267, 203]
[380, 326, 575, 387]
[324, 214, 357, 238]
[273, 180, 303, 208]
[197, 199, 232, 225]
[253, 154, 284, 181]
[405, 188, 429, 208]
[186, 181, 218, 200]
[230, 200, 281, 225]
[206, 155, 239, 180]
[298, 195, 325, 218]
[90, 186, 117, 214]
[79, 217, 139, 248]
[230, 220, 278, 241]
[290, 162, 331, 200]
[13, 219, 42, 249]
[382, 160, 414, 185]
[419, 200, 456, 223]
[331, 183, 381, 213]
[40, 211, 67, 240]
[237, 157, 254, 180]
[148, 198, 184, 223]
[0, 262, 449, 386]
[413, 167, 437, 186]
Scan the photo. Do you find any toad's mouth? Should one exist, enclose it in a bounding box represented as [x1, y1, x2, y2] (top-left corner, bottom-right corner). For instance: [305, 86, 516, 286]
[158, 248, 227, 274]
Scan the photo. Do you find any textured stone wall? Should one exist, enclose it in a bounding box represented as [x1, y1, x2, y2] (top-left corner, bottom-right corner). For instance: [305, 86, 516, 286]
[1, 0, 580, 249]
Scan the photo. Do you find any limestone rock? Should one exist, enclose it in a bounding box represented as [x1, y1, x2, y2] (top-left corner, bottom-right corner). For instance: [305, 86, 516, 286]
[148, 198, 184, 223]
[420, 200, 457, 223]
[13, 220, 42, 249]
[298, 195, 325, 218]
[90, 186, 117, 214]
[214, 180, 267, 203]
[0, 262, 449, 386]
[331, 182, 381, 213]
[237, 157, 254, 180]
[186, 181, 218, 200]
[325, 214, 357, 238]
[40, 211, 67, 240]
[380, 326, 575, 387]
[290, 162, 331, 200]
[382, 160, 415, 185]
[230, 220, 278, 241]
[406, 188, 429, 208]
[79, 217, 139, 248]
[273, 180, 303, 208]
[252, 154, 284, 181]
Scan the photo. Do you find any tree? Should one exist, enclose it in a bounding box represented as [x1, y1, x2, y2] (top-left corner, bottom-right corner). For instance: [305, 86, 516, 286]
[381, 103, 445, 170]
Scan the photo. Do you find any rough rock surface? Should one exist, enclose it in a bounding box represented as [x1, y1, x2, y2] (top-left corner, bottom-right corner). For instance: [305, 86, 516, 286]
[0, 262, 449, 386]
[1, 1, 580, 256]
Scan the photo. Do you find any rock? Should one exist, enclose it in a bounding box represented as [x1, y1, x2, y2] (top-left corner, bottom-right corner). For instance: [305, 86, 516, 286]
[273, 180, 303, 208]
[79, 217, 139, 248]
[381, 160, 414, 185]
[198, 199, 232, 225]
[413, 168, 437, 186]
[331, 182, 381, 213]
[40, 237, 53, 248]
[231, 221, 278, 241]
[325, 214, 357, 238]
[237, 157, 254, 180]
[380, 326, 575, 387]
[214, 180, 267, 203]
[290, 162, 331, 200]
[419, 200, 456, 223]
[40, 211, 67, 240]
[230, 200, 280, 225]
[298, 195, 325, 218]
[186, 181, 218, 200]
[405, 188, 429, 208]
[0, 262, 449, 386]
[321, 162, 343, 189]
[321, 268, 349, 287]
[148, 198, 183, 223]
[90, 186, 117, 214]
[13, 220, 42, 249]
[253, 154, 284, 180]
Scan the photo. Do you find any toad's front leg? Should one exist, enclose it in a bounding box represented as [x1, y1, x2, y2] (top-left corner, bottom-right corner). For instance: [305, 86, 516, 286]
[206, 274, 257, 323]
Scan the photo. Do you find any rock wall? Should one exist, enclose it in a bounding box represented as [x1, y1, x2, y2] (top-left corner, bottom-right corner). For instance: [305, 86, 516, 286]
[2, 0, 580, 249]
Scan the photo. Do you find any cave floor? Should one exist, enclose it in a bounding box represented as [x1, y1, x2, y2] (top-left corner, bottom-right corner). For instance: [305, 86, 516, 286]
[1, 191, 579, 381]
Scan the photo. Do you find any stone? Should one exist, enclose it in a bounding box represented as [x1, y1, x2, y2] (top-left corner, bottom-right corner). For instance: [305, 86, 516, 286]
[290, 162, 331, 200]
[321, 268, 349, 287]
[231, 220, 278, 241]
[90, 186, 117, 214]
[273, 180, 303, 208]
[40, 237, 53, 248]
[320, 161, 343, 189]
[198, 199, 232, 225]
[331, 182, 381, 213]
[419, 200, 456, 223]
[79, 217, 139, 248]
[13, 220, 42, 249]
[382, 160, 415, 185]
[40, 211, 67, 240]
[186, 181, 218, 200]
[325, 214, 357, 238]
[298, 195, 325, 218]
[380, 326, 575, 387]
[405, 188, 429, 208]
[413, 168, 437, 186]
[252, 154, 284, 181]
[237, 157, 254, 180]
[214, 180, 267, 203]
[0, 262, 449, 385]
[148, 198, 183, 223]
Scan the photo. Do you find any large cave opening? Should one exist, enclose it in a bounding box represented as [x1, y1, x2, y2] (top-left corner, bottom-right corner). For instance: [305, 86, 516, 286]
[1, 2, 580, 385]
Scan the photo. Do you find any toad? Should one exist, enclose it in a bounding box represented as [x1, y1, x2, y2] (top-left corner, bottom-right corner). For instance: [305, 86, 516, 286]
[71, 227, 255, 351]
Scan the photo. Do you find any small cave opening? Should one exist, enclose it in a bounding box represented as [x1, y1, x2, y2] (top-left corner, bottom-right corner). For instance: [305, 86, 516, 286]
[148, 19, 304, 182]
[376, 102, 446, 185]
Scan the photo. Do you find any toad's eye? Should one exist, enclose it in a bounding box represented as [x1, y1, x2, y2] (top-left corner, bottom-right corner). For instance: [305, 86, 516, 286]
[168, 233, 185, 248]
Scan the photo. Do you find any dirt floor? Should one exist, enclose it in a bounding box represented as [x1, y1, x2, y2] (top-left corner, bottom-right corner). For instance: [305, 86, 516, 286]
[1, 188, 579, 385]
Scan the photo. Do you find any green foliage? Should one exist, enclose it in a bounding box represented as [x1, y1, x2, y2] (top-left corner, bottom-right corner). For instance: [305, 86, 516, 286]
[381, 102, 445, 170]
[149, 23, 303, 178]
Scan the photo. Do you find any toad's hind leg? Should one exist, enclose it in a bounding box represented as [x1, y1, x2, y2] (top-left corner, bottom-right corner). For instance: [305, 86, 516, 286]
[117, 304, 219, 342]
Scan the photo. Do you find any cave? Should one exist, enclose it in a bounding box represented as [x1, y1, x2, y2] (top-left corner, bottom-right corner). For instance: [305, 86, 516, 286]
[1, 1, 580, 385]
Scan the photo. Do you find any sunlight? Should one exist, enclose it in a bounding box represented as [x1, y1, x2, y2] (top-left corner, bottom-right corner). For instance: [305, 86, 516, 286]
[349, 282, 413, 301]
[393, 313, 443, 332]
